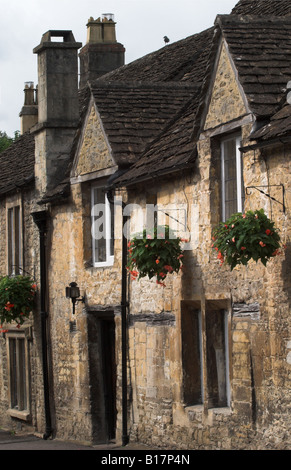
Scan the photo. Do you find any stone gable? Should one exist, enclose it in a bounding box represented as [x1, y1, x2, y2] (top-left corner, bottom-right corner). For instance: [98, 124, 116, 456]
[204, 42, 247, 131]
[73, 103, 115, 176]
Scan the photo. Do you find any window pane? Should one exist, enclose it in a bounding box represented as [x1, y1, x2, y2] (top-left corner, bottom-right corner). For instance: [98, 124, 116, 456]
[8, 208, 13, 275]
[8, 337, 27, 411]
[14, 206, 21, 274]
[9, 338, 18, 408]
[223, 139, 237, 220]
[92, 186, 114, 264]
[93, 188, 106, 263]
[181, 308, 203, 405]
[18, 339, 27, 410]
[7, 206, 21, 275]
[206, 310, 228, 408]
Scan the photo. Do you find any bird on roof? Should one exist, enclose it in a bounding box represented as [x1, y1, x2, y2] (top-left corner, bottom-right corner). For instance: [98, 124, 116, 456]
[163, 36, 170, 44]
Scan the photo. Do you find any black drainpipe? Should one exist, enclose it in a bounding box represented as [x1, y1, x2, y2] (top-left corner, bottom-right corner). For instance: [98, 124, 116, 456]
[121, 208, 130, 447]
[31, 210, 53, 440]
[106, 183, 129, 447]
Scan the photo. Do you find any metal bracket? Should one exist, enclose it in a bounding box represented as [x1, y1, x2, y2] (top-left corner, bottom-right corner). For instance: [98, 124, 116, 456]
[246, 184, 285, 213]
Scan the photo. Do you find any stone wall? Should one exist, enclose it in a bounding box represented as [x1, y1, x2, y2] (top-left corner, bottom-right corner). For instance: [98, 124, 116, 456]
[123, 136, 291, 449]
[120, 42, 291, 449]
[0, 188, 46, 435]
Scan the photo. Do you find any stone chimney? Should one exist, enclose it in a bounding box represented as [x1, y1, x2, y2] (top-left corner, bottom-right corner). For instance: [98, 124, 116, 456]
[79, 14, 125, 88]
[19, 82, 38, 134]
[32, 30, 82, 195]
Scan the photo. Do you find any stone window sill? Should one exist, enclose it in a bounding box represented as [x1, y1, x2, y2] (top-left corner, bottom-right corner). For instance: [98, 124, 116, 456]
[7, 408, 30, 421]
[185, 404, 232, 415]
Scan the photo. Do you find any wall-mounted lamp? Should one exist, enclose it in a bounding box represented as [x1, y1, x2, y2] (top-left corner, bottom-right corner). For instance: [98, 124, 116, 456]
[65, 282, 85, 315]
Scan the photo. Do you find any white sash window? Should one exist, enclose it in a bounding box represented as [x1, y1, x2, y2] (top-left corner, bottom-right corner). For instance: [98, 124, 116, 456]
[91, 184, 114, 267]
[221, 134, 244, 221]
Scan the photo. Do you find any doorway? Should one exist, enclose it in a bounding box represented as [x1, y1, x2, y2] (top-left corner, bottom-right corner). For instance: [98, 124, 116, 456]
[100, 318, 117, 440]
[87, 312, 117, 442]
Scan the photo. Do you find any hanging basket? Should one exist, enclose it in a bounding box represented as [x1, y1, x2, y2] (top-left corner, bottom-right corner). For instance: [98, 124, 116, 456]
[127, 225, 185, 287]
[0, 275, 37, 332]
[211, 209, 282, 270]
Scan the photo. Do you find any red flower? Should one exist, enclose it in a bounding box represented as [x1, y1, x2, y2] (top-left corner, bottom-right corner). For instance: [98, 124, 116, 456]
[241, 247, 246, 251]
[259, 241, 266, 247]
[265, 229, 271, 235]
[4, 302, 14, 311]
[217, 251, 224, 260]
[155, 259, 160, 264]
[164, 265, 173, 273]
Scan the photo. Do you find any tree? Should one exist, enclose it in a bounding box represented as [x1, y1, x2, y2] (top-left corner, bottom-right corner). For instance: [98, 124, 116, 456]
[0, 130, 20, 153]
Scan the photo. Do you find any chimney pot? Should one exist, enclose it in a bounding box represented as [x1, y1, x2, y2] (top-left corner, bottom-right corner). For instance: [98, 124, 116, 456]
[102, 13, 115, 22]
[24, 82, 36, 105]
[79, 14, 125, 87]
[86, 14, 117, 44]
[19, 82, 38, 134]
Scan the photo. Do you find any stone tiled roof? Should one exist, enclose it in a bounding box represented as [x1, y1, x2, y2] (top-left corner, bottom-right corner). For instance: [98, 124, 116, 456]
[90, 81, 198, 167]
[231, 0, 291, 16]
[250, 102, 291, 144]
[217, 15, 291, 118]
[100, 27, 215, 85]
[111, 98, 198, 187]
[109, 7, 291, 187]
[0, 132, 35, 197]
[7, 0, 291, 199]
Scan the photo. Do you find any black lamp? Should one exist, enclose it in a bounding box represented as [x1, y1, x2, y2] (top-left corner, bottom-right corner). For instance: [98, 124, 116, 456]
[66, 282, 85, 314]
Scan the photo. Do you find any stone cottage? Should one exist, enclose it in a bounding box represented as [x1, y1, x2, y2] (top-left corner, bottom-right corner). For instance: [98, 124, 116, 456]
[0, 0, 290, 450]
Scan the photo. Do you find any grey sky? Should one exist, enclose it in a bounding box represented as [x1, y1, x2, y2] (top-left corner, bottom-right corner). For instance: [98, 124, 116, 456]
[0, 0, 238, 136]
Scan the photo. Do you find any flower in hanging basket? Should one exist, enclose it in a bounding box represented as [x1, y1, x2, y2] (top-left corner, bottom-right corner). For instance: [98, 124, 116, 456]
[127, 225, 185, 286]
[211, 209, 282, 270]
[0, 275, 37, 332]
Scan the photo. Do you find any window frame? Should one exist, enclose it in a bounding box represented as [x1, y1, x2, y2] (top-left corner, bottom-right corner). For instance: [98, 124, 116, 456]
[221, 133, 244, 221]
[91, 183, 114, 268]
[6, 328, 31, 420]
[6, 201, 23, 276]
[181, 300, 231, 410]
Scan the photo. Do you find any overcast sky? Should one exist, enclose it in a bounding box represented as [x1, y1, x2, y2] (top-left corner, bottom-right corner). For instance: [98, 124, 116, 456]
[0, 0, 238, 136]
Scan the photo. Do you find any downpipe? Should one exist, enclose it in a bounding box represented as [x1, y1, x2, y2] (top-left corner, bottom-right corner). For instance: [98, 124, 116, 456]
[32, 210, 53, 440]
[106, 188, 129, 447]
[121, 209, 130, 447]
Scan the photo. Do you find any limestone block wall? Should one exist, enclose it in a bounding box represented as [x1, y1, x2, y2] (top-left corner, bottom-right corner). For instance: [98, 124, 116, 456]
[44, 182, 124, 443]
[124, 133, 291, 449]
[0, 188, 46, 435]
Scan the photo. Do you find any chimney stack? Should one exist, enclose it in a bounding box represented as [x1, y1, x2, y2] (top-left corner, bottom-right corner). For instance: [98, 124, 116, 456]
[19, 82, 38, 134]
[32, 30, 82, 194]
[79, 14, 125, 88]
[33, 30, 82, 127]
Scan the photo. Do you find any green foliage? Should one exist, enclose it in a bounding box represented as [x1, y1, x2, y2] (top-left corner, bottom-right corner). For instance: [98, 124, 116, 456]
[0, 130, 20, 153]
[0, 276, 37, 331]
[212, 209, 282, 270]
[127, 225, 185, 287]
